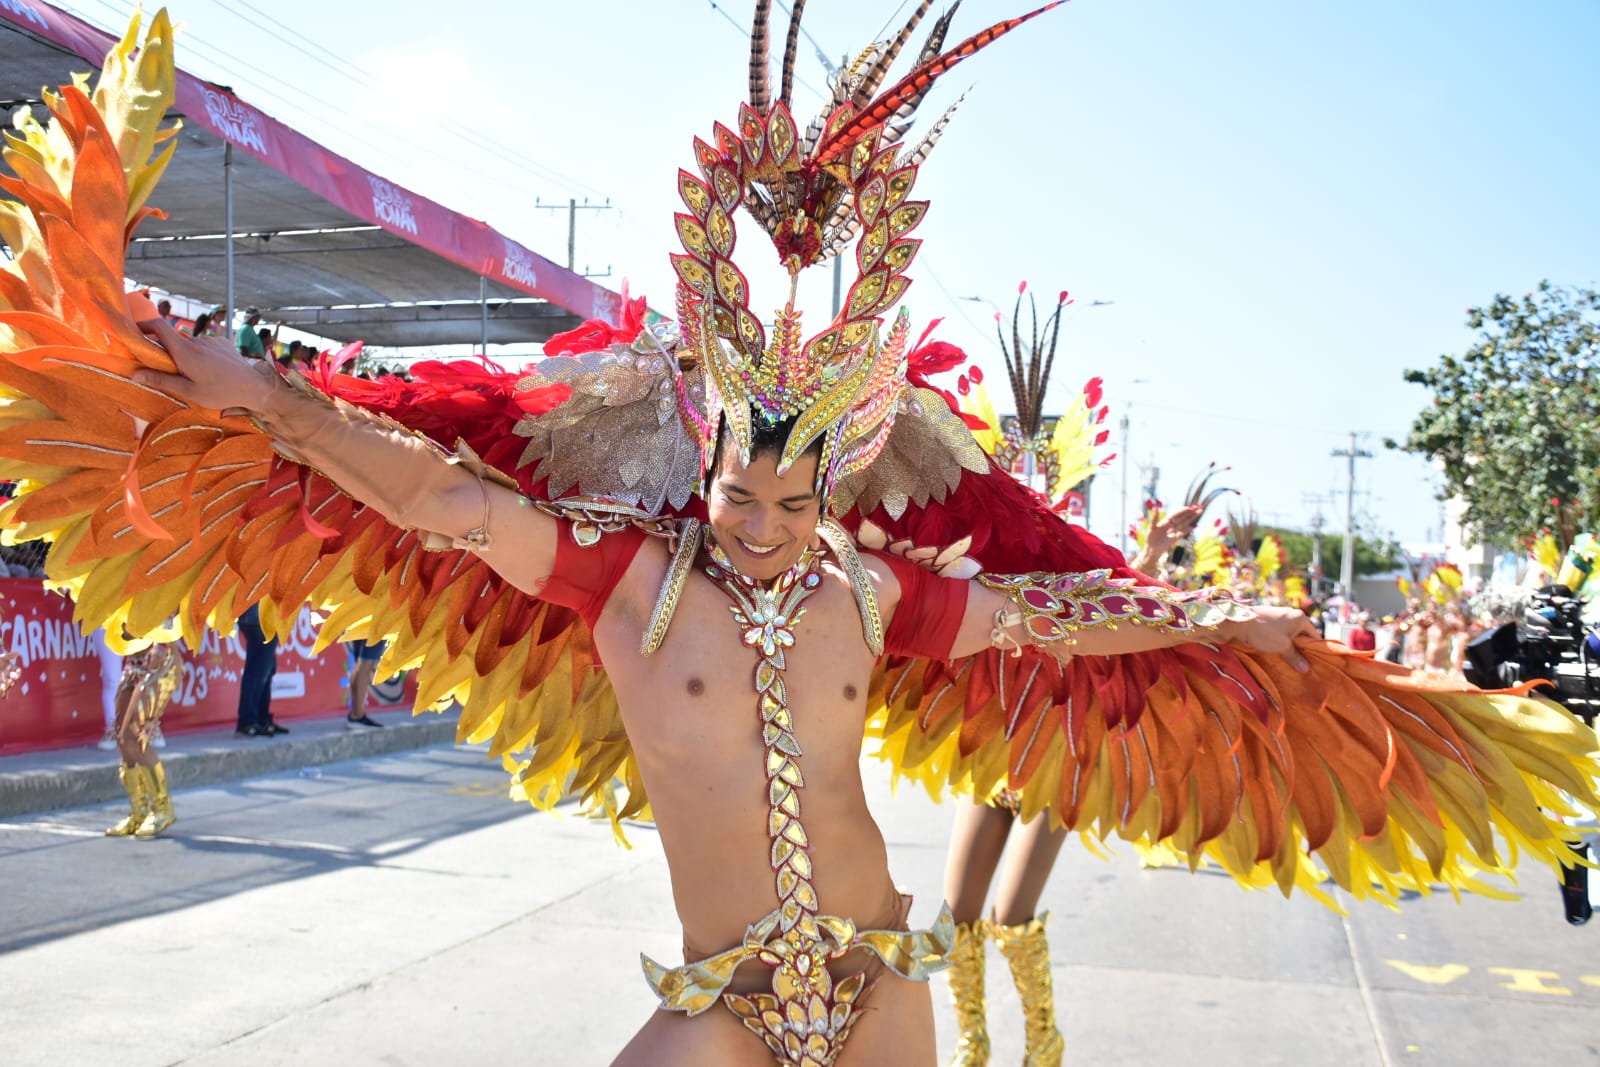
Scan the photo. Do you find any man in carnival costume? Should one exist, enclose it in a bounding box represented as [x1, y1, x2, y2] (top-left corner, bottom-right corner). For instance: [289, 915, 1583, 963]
[2, 7, 1598, 1067]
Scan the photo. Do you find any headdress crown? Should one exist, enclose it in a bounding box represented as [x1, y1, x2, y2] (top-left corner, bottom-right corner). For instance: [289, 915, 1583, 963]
[669, 2, 1064, 498]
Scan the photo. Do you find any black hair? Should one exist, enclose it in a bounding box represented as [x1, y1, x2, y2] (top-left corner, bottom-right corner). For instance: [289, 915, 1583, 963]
[712, 411, 825, 475]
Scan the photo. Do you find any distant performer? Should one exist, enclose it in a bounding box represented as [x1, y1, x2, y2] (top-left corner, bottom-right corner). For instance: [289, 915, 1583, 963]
[104, 642, 182, 838]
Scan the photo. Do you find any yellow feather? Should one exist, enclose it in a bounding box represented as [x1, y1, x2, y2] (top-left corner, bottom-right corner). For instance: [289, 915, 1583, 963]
[959, 381, 1000, 455]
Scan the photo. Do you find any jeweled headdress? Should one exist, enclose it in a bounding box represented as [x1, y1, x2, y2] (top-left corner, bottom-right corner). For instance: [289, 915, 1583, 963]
[669, 1, 1063, 498]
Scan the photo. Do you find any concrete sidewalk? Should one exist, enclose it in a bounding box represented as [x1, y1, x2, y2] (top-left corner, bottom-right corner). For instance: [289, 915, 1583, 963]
[3, 744, 1597, 1066]
[0, 705, 458, 818]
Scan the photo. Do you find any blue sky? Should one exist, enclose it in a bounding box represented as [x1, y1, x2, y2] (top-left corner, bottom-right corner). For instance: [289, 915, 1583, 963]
[50, 0, 1600, 549]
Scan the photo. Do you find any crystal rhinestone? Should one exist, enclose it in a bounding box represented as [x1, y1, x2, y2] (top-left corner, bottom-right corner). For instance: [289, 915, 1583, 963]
[1103, 595, 1133, 616]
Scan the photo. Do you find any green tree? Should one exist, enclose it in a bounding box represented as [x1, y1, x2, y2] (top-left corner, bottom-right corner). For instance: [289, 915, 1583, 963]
[1388, 281, 1600, 549]
[1264, 526, 1403, 579]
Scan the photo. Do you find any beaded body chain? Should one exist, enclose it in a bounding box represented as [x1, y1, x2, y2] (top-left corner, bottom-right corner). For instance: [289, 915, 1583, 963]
[640, 532, 953, 1067]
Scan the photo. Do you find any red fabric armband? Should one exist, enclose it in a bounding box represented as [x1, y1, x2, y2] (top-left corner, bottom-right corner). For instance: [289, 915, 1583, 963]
[868, 549, 969, 662]
[539, 525, 648, 627]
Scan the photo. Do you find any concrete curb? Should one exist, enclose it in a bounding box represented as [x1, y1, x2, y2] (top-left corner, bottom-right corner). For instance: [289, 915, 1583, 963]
[0, 709, 460, 818]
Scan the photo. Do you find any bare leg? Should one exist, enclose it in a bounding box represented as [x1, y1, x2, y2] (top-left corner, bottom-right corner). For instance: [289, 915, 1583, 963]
[837, 973, 937, 1065]
[992, 813, 1069, 927]
[944, 799, 1016, 924]
[611, 1007, 768, 1067]
[349, 658, 378, 718]
[114, 690, 157, 769]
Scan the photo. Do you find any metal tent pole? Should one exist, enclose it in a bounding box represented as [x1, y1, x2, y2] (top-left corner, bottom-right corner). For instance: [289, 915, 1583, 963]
[480, 275, 488, 352]
[224, 142, 234, 337]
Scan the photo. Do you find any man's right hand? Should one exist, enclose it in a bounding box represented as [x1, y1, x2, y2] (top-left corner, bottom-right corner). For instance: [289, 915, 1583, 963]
[132, 318, 278, 414]
[1146, 504, 1203, 555]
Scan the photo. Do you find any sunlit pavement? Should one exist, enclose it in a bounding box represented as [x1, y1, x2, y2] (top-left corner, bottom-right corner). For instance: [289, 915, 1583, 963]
[2, 743, 1595, 1066]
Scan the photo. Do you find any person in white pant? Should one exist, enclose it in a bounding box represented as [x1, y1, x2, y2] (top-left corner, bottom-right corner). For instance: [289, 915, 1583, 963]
[94, 628, 122, 749]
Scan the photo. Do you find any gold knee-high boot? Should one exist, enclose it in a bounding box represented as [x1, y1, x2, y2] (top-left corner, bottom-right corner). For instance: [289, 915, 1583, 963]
[106, 764, 150, 836]
[992, 912, 1064, 1067]
[947, 920, 991, 1066]
[135, 762, 176, 837]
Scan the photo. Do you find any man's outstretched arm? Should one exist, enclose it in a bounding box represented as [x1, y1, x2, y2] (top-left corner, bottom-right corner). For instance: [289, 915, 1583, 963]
[870, 550, 1315, 670]
[133, 318, 559, 596]
[946, 578, 1316, 668]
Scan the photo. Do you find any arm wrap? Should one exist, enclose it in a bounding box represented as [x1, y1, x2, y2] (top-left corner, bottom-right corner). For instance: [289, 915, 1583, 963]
[977, 569, 1256, 657]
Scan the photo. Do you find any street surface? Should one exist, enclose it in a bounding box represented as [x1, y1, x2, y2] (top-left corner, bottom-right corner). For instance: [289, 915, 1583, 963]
[2, 742, 1596, 1066]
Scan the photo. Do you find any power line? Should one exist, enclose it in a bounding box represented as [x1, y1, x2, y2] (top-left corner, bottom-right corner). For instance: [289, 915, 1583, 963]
[69, 0, 448, 174]
[213, 0, 370, 80]
[700, 0, 830, 102]
[67, 2, 610, 254]
[772, 0, 841, 76]
[196, 0, 613, 200]
[915, 249, 994, 340]
[1135, 400, 1362, 438]
[71, 0, 613, 208]
[703, 0, 749, 36]
[1331, 432, 1375, 601]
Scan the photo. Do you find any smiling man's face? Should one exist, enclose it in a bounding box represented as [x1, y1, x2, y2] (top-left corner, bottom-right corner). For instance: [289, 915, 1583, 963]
[706, 445, 822, 581]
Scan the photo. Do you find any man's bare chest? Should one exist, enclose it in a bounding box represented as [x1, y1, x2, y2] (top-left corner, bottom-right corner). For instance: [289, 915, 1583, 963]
[596, 568, 878, 768]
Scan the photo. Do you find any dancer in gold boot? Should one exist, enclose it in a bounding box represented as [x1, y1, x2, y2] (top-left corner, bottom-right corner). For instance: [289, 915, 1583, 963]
[992, 913, 1065, 1067]
[103, 643, 182, 839]
[944, 787, 1071, 1064]
[947, 919, 992, 1066]
[105, 764, 151, 837]
[137, 762, 177, 837]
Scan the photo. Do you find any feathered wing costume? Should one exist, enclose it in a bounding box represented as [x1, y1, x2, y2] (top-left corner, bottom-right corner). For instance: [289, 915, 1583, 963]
[2, 5, 1598, 947]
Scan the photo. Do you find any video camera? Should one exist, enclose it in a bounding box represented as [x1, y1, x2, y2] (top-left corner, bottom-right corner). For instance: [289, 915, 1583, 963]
[1463, 584, 1596, 925]
[1463, 584, 1588, 707]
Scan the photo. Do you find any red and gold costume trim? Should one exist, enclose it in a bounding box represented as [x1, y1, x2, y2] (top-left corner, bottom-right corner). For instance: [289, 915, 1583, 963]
[978, 569, 1255, 656]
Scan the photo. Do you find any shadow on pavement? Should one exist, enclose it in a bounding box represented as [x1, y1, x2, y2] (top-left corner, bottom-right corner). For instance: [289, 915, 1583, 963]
[0, 747, 551, 954]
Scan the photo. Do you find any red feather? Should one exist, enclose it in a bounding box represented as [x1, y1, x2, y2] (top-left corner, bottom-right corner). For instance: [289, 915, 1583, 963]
[544, 291, 650, 356]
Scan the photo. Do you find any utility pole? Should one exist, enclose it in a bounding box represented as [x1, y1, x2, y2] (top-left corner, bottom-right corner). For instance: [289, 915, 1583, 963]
[534, 196, 612, 274]
[1330, 433, 1373, 607]
[1138, 455, 1160, 507]
[1113, 377, 1147, 557]
[1118, 411, 1130, 555]
[223, 142, 234, 331]
[1302, 492, 1332, 596]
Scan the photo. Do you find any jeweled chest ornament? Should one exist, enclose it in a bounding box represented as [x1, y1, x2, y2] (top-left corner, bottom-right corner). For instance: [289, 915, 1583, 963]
[703, 534, 824, 935]
[644, 536, 867, 1062]
[640, 534, 951, 1052]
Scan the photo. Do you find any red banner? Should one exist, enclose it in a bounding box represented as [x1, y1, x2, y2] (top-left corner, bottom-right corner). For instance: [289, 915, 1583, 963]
[0, 579, 402, 754]
[1, 0, 623, 324]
